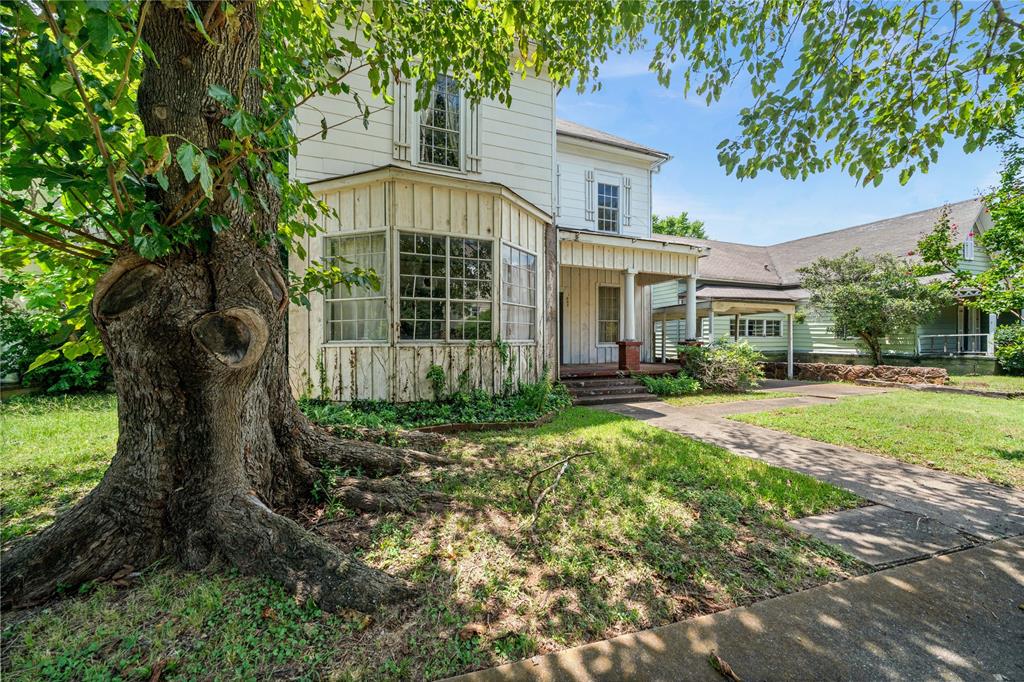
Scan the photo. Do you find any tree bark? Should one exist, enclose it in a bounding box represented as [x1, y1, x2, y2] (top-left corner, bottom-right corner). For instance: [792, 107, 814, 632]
[1, 1, 430, 612]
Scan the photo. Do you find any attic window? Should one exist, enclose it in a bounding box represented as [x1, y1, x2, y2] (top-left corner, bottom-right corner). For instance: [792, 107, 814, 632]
[962, 234, 975, 260]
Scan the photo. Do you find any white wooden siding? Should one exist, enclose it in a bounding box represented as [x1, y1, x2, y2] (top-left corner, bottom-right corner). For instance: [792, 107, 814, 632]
[556, 141, 654, 238]
[289, 171, 551, 402]
[293, 71, 555, 216]
[559, 266, 656, 364]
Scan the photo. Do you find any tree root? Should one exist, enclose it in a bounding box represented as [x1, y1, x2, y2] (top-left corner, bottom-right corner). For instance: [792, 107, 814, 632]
[1, 489, 161, 609]
[331, 475, 448, 514]
[306, 432, 450, 476]
[332, 425, 450, 455]
[212, 493, 414, 612]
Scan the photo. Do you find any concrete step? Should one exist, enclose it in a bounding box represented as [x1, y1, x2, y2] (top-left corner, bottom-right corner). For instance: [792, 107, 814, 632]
[561, 378, 641, 389]
[573, 392, 660, 406]
[570, 385, 653, 397]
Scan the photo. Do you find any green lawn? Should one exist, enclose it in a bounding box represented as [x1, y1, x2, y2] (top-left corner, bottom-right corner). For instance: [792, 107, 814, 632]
[2, 397, 862, 681]
[1, 394, 117, 542]
[665, 390, 777, 408]
[947, 374, 1024, 393]
[734, 391, 1024, 488]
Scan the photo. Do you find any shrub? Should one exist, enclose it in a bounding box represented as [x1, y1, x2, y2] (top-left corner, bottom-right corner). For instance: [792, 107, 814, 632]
[994, 324, 1024, 375]
[636, 372, 701, 397]
[679, 340, 765, 392]
[0, 305, 109, 393]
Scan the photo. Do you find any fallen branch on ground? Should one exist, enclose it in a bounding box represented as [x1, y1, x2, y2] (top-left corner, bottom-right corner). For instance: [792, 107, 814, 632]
[524, 450, 594, 534]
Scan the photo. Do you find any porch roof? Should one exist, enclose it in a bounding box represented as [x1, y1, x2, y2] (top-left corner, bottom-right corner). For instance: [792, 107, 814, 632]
[558, 228, 704, 283]
[655, 298, 798, 319]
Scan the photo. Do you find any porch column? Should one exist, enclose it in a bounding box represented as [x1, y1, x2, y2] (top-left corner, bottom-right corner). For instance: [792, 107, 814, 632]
[685, 275, 697, 340]
[623, 269, 637, 340]
[617, 268, 641, 371]
[988, 312, 998, 356]
[787, 313, 795, 379]
[707, 306, 715, 343]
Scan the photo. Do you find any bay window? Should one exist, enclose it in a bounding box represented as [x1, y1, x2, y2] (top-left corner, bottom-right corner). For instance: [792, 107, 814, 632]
[501, 245, 537, 341]
[323, 233, 387, 342]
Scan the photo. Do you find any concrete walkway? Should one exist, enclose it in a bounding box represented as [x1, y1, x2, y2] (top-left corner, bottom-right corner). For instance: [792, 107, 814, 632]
[600, 385, 1024, 544]
[447, 536, 1024, 682]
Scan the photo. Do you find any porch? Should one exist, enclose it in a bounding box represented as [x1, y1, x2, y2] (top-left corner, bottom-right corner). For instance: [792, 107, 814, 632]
[560, 362, 681, 379]
[557, 228, 703, 373]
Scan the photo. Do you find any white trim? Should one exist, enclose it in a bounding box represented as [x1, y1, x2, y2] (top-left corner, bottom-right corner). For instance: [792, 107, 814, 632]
[558, 227, 705, 256]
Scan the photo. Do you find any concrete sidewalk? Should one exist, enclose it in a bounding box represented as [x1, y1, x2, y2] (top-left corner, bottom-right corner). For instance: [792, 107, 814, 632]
[447, 536, 1024, 682]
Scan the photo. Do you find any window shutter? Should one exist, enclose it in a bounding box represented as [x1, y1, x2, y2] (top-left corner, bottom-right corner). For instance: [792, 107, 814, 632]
[584, 170, 595, 222]
[622, 177, 632, 227]
[465, 100, 482, 173]
[392, 80, 410, 162]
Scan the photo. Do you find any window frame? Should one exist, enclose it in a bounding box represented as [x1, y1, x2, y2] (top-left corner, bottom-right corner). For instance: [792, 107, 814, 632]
[321, 230, 390, 347]
[394, 230, 496, 345]
[415, 75, 465, 172]
[595, 179, 621, 233]
[596, 284, 622, 346]
[500, 242, 539, 343]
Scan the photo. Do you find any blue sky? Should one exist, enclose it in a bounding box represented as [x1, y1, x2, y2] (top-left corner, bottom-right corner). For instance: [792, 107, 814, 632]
[556, 51, 1000, 246]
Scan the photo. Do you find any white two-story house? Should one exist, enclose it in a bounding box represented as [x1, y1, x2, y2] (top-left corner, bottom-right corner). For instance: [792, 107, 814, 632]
[287, 69, 702, 401]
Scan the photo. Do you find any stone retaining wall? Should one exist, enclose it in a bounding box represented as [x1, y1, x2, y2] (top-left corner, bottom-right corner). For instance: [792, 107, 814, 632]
[762, 362, 948, 385]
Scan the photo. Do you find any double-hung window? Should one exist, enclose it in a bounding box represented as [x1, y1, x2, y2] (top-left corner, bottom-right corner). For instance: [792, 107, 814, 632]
[596, 182, 620, 232]
[419, 75, 461, 169]
[398, 232, 492, 342]
[323, 233, 388, 342]
[501, 245, 537, 341]
[598, 285, 620, 343]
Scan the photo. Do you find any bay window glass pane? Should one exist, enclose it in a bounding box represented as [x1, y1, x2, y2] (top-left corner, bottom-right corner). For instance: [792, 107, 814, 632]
[500, 244, 537, 340]
[324, 233, 387, 341]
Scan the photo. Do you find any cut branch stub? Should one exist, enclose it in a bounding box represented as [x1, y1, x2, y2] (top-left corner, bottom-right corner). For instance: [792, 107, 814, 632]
[192, 307, 269, 369]
[93, 257, 164, 320]
[255, 261, 288, 314]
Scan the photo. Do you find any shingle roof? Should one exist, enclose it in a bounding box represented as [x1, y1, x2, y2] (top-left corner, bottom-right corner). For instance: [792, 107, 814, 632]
[692, 198, 984, 287]
[556, 118, 670, 159]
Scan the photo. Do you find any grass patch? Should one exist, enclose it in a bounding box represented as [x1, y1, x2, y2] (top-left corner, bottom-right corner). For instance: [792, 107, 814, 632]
[0, 394, 116, 543]
[2, 399, 863, 681]
[947, 374, 1024, 393]
[733, 391, 1024, 488]
[664, 391, 776, 408]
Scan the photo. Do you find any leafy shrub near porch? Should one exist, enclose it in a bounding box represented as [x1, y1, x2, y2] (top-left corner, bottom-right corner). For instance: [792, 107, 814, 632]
[679, 340, 765, 392]
[301, 379, 572, 430]
[636, 372, 701, 396]
[994, 324, 1024, 375]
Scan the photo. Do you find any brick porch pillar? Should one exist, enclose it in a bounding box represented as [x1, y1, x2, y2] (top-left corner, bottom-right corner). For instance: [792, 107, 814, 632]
[617, 340, 642, 371]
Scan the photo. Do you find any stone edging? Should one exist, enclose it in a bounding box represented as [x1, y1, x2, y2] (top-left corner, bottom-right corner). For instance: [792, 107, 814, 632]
[414, 411, 557, 434]
[855, 378, 1023, 399]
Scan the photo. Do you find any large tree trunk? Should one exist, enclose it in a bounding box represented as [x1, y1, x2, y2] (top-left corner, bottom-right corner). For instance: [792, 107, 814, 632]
[1, 2, 437, 612]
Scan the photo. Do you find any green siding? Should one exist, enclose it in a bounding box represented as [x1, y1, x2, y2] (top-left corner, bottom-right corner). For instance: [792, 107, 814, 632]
[958, 222, 992, 275]
[651, 279, 683, 309]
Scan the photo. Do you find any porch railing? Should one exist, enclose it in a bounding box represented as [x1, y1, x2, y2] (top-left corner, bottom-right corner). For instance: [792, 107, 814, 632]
[917, 333, 994, 357]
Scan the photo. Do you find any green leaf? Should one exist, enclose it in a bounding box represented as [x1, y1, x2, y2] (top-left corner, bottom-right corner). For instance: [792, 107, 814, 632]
[197, 155, 213, 197]
[27, 349, 61, 373]
[208, 84, 236, 107]
[176, 143, 198, 183]
[84, 10, 119, 56]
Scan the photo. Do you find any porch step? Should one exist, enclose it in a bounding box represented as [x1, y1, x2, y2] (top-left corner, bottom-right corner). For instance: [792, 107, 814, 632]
[573, 392, 662, 406]
[561, 375, 658, 406]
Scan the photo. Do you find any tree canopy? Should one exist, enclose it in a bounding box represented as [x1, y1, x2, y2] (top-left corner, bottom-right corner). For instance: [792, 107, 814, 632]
[798, 250, 952, 364]
[916, 127, 1024, 321]
[652, 212, 708, 239]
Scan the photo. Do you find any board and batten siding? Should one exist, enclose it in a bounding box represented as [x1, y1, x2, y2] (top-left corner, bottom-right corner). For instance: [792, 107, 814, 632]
[293, 69, 556, 216]
[556, 141, 654, 238]
[288, 170, 552, 402]
[559, 266, 654, 364]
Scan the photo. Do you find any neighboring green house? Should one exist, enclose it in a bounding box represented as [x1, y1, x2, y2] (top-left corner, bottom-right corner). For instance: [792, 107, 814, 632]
[651, 198, 1016, 373]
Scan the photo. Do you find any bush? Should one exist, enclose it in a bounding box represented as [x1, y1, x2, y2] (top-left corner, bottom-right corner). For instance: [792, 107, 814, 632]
[994, 324, 1024, 375]
[678, 340, 765, 392]
[0, 305, 109, 393]
[636, 372, 701, 397]
[300, 376, 571, 430]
